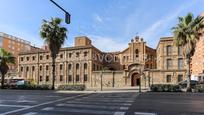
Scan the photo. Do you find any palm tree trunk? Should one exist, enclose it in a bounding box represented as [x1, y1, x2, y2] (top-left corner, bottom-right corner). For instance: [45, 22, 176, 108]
[186, 57, 192, 92]
[1, 74, 5, 89]
[51, 57, 56, 90]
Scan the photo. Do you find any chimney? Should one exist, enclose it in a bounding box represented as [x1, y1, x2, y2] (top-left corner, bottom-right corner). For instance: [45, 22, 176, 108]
[42, 44, 49, 50]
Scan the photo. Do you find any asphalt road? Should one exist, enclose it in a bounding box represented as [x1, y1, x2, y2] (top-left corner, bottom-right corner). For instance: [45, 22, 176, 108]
[0, 90, 204, 115]
[127, 92, 204, 115]
[0, 90, 138, 115]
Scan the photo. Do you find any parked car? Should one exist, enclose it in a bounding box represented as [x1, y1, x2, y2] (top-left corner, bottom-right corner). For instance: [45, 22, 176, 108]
[178, 80, 198, 88]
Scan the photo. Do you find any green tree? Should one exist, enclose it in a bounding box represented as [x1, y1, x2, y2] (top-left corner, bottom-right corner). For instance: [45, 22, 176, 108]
[40, 18, 67, 90]
[0, 48, 15, 89]
[172, 13, 204, 92]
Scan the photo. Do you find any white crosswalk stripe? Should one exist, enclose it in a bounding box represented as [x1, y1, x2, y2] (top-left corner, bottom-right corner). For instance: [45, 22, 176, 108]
[37, 92, 139, 115]
[135, 112, 157, 115]
[22, 112, 38, 115]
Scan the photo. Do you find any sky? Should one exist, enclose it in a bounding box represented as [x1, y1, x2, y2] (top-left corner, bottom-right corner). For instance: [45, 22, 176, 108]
[0, 0, 204, 52]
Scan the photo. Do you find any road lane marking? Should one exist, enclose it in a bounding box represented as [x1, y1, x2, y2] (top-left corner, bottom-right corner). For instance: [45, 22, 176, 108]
[66, 101, 132, 106]
[1, 93, 90, 115]
[114, 112, 126, 115]
[41, 107, 54, 111]
[17, 100, 37, 103]
[119, 107, 129, 110]
[0, 104, 31, 108]
[75, 99, 133, 103]
[135, 112, 157, 115]
[56, 103, 127, 110]
[37, 107, 116, 115]
[45, 96, 60, 98]
[22, 112, 37, 115]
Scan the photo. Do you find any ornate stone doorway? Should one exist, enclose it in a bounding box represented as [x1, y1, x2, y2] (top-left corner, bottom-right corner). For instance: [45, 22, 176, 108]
[131, 73, 140, 86]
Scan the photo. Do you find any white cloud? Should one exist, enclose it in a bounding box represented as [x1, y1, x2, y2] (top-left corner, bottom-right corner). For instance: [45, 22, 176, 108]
[87, 35, 128, 52]
[94, 14, 103, 23]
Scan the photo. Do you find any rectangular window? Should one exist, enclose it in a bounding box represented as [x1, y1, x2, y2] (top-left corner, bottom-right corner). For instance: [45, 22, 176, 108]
[32, 66, 35, 71]
[68, 75, 72, 82]
[60, 54, 63, 59]
[21, 67, 23, 72]
[178, 75, 183, 82]
[32, 56, 35, 61]
[178, 46, 182, 56]
[40, 66, 42, 71]
[46, 55, 49, 59]
[21, 57, 24, 61]
[26, 57, 29, 61]
[40, 76, 43, 81]
[60, 75, 63, 81]
[60, 64, 63, 70]
[69, 53, 72, 58]
[166, 45, 172, 56]
[76, 75, 79, 82]
[84, 74, 88, 82]
[26, 67, 29, 71]
[167, 59, 172, 69]
[166, 75, 171, 83]
[46, 76, 49, 82]
[178, 58, 183, 69]
[46, 65, 49, 70]
[40, 55, 43, 60]
[76, 52, 80, 58]
[84, 52, 88, 57]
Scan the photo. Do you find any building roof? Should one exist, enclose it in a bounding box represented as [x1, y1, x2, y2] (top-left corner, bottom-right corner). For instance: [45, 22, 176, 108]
[0, 32, 31, 45]
[156, 36, 173, 49]
[19, 45, 99, 55]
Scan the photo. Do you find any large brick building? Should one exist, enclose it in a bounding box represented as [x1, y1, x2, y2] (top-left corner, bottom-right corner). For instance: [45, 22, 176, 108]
[18, 35, 187, 88]
[0, 32, 33, 78]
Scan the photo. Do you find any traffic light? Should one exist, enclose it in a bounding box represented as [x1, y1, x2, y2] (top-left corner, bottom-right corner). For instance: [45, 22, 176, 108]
[65, 13, 70, 24]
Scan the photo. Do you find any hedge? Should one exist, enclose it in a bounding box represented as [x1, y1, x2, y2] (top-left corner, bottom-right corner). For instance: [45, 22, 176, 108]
[195, 84, 204, 92]
[57, 84, 86, 91]
[150, 84, 181, 92]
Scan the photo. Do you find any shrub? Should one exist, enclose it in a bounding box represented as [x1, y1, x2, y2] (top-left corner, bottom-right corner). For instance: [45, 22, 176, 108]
[58, 84, 86, 91]
[12, 84, 51, 90]
[150, 84, 181, 92]
[195, 84, 204, 92]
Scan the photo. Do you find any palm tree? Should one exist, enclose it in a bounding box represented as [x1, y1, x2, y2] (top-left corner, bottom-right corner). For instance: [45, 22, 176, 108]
[0, 48, 15, 89]
[40, 18, 67, 90]
[172, 13, 204, 92]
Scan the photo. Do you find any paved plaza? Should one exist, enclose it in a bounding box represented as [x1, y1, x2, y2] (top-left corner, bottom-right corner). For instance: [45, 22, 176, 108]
[0, 90, 204, 115]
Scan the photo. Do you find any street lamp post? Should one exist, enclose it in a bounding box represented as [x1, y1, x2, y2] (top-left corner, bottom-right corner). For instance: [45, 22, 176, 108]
[50, 0, 71, 24]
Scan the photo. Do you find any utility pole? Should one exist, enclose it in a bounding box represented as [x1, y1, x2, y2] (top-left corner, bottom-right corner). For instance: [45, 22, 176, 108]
[50, 0, 71, 24]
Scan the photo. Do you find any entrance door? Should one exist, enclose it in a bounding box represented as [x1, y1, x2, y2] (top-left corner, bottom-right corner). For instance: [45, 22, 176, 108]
[131, 73, 140, 86]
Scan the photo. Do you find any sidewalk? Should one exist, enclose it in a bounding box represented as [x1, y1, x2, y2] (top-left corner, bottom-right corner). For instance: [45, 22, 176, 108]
[56, 86, 149, 94]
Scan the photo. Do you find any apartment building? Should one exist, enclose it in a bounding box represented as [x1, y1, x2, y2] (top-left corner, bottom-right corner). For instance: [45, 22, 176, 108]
[0, 32, 32, 78]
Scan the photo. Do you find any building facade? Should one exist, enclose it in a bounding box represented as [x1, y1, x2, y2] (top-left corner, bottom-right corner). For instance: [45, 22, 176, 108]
[191, 14, 204, 81]
[18, 36, 186, 88]
[0, 32, 33, 78]
[147, 37, 186, 85]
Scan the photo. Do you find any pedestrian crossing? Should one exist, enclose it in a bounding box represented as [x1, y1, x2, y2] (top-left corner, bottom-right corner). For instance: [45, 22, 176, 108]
[23, 92, 139, 115]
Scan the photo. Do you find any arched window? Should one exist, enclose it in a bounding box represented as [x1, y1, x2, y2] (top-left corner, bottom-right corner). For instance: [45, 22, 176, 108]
[135, 49, 139, 57]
